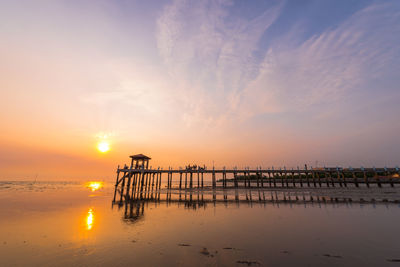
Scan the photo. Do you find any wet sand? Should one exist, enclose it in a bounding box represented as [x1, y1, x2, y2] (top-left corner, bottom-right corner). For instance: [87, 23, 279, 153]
[1, 181, 400, 266]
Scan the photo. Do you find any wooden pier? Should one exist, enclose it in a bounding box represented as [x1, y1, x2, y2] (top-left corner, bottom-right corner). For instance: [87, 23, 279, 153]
[113, 154, 400, 202]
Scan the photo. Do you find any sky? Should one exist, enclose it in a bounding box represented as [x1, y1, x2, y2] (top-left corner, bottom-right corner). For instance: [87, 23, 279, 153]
[1, 0, 400, 180]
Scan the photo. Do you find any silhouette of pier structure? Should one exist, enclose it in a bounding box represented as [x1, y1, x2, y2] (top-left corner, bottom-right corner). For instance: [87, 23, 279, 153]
[113, 154, 400, 202]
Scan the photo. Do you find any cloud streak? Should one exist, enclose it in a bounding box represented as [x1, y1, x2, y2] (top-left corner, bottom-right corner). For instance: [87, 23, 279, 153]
[157, 0, 283, 126]
[157, 1, 400, 126]
[240, 2, 400, 118]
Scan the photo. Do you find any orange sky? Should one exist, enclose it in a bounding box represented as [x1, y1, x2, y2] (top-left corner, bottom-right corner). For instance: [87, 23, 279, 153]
[1, 1, 400, 180]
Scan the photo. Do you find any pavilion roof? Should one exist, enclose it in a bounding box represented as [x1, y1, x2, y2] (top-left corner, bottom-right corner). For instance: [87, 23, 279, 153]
[129, 154, 151, 160]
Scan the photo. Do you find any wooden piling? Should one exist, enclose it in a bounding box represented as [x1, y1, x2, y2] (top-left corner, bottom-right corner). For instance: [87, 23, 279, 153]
[153, 171, 157, 191]
[144, 172, 148, 193]
[148, 172, 152, 191]
[260, 168, 264, 188]
[336, 168, 342, 187]
[135, 174, 140, 199]
[341, 170, 347, 187]
[247, 168, 250, 187]
[223, 167, 226, 188]
[324, 168, 330, 187]
[126, 173, 132, 200]
[297, 167, 302, 187]
[212, 167, 216, 188]
[311, 169, 317, 187]
[248, 168, 251, 187]
[305, 169, 310, 187]
[197, 170, 200, 188]
[234, 168, 238, 188]
[179, 170, 182, 189]
[154, 171, 158, 190]
[244, 167, 250, 187]
[291, 169, 296, 187]
[362, 167, 369, 188]
[120, 174, 126, 202]
[272, 169, 277, 187]
[167, 168, 170, 188]
[133, 173, 139, 196]
[149, 172, 153, 190]
[144, 171, 149, 190]
[373, 168, 381, 187]
[170, 170, 174, 188]
[113, 169, 121, 202]
[351, 168, 359, 188]
[284, 168, 289, 187]
[166, 169, 169, 189]
[316, 171, 321, 187]
[158, 170, 162, 189]
[268, 170, 273, 187]
[147, 170, 152, 189]
[131, 173, 136, 196]
[328, 170, 334, 187]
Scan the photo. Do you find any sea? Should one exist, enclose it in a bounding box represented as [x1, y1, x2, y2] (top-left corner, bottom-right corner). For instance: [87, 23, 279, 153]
[1, 180, 400, 266]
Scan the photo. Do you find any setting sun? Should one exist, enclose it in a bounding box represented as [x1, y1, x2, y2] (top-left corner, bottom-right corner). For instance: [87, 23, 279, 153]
[86, 181, 103, 192]
[97, 140, 110, 153]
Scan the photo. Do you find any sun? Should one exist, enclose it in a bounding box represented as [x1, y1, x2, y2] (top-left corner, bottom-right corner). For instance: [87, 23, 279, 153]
[86, 181, 104, 192]
[97, 140, 110, 153]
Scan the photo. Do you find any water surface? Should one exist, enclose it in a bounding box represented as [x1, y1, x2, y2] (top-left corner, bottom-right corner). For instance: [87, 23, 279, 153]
[1, 181, 400, 266]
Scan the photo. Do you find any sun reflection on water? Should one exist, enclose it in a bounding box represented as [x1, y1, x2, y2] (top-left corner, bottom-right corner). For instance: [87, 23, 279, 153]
[86, 208, 94, 230]
[86, 181, 103, 192]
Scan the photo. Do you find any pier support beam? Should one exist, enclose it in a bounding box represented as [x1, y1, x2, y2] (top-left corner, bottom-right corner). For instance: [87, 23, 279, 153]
[234, 168, 238, 188]
[126, 173, 132, 200]
[212, 167, 216, 188]
[159, 170, 162, 189]
[120, 174, 126, 202]
[223, 167, 226, 188]
[113, 168, 121, 202]
[179, 170, 182, 189]
[362, 168, 369, 188]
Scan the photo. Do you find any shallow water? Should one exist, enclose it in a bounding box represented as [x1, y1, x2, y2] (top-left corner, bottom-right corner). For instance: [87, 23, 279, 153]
[1, 181, 400, 266]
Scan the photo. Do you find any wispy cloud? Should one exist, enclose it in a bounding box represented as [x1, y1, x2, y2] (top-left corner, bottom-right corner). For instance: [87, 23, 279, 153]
[157, 0, 283, 127]
[239, 2, 400, 118]
[156, 1, 400, 126]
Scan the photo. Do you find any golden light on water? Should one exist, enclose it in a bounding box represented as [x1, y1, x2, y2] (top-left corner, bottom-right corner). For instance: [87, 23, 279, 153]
[86, 208, 94, 230]
[97, 140, 110, 153]
[86, 181, 104, 192]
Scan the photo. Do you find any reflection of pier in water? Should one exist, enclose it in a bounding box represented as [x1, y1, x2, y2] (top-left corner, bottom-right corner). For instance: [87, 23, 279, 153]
[113, 186, 400, 207]
[112, 187, 400, 223]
